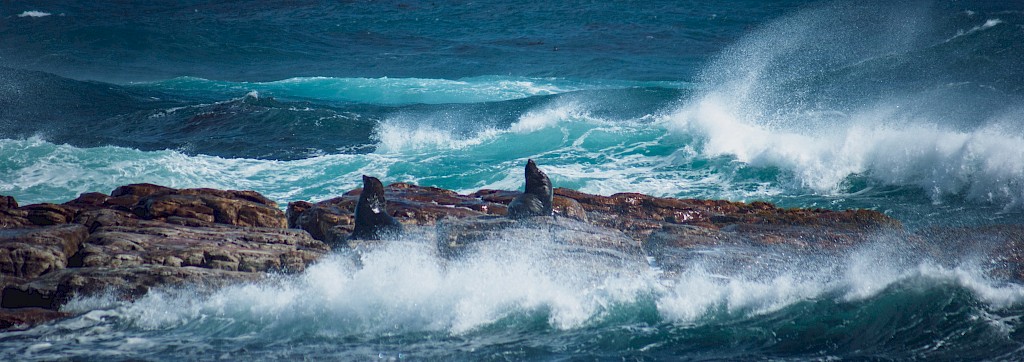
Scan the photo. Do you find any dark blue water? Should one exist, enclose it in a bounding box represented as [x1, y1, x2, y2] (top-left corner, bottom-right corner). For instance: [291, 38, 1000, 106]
[2, 1, 1024, 360]
[1, 1, 811, 82]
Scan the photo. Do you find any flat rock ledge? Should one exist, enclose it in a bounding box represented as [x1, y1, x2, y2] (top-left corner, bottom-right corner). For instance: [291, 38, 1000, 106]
[1, 184, 328, 330]
[4, 182, 1021, 330]
[287, 183, 902, 250]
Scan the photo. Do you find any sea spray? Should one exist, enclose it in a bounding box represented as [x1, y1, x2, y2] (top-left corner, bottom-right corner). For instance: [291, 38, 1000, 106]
[4, 1, 1024, 360]
[4, 231, 1023, 360]
[668, 2, 1024, 210]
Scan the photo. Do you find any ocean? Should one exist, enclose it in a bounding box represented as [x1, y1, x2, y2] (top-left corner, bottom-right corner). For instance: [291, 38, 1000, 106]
[2, 0, 1024, 359]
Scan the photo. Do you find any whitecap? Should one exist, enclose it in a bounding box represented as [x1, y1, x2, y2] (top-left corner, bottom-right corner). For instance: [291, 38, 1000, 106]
[17, 11, 51, 18]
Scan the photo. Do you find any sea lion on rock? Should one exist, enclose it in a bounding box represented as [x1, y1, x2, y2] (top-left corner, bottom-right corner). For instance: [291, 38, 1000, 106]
[507, 159, 554, 219]
[349, 175, 403, 240]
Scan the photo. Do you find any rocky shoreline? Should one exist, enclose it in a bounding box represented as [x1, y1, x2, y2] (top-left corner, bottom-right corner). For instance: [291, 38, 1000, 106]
[1, 182, 1020, 330]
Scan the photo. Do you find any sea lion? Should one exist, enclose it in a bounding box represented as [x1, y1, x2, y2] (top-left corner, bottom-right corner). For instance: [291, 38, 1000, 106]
[507, 159, 554, 219]
[349, 175, 403, 240]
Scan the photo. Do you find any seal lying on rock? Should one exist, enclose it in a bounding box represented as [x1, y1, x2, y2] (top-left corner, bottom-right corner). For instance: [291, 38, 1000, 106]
[349, 175, 403, 240]
[507, 159, 553, 219]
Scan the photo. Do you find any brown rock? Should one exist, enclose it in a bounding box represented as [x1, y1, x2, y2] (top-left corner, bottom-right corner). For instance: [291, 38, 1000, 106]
[63, 192, 110, 209]
[1, 180, 920, 327]
[205, 194, 287, 228]
[110, 183, 175, 199]
[289, 201, 355, 246]
[79, 222, 328, 273]
[135, 194, 216, 224]
[438, 216, 625, 250]
[0, 207, 31, 229]
[0, 224, 89, 279]
[291, 182, 900, 253]
[470, 189, 518, 205]
[2, 265, 263, 311]
[290, 183, 508, 247]
[437, 216, 646, 264]
[100, 184, 289, 228]
[0, 184, 336, 327]
[0, 307, 69, 330]
[286, 201, 313, 229]
[73, 208, 139, 232]
[0, 196, 17, 211]
[549, 188, 900, 239]
[1, 277, 58, 309]
[552, 195, 587, 221]
[20, 203, 78, 226]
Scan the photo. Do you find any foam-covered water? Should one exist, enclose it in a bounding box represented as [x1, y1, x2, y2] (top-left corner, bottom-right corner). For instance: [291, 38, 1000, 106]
[3, 0, 1024, 359]
[2, 234, 1023, 360]
[671, 2, 1024, 211]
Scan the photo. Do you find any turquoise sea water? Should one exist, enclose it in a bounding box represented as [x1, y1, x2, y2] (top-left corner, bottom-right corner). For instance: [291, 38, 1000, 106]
[2, 1, 1024, 359]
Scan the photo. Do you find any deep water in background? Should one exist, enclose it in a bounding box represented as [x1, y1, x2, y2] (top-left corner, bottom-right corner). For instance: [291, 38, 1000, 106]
[0, 1, 809, 82]
[1, 1, 1022, 228]
[2, 0, 1024, 360]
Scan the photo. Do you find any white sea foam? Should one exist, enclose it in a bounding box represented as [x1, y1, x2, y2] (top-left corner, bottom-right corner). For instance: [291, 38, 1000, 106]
[510, 101, 593, 133]
[946, 18, 1004, 43]
[0, 137, 384, 205]
[374, 100, 597, 153]
[47, 233, 1024, 343]
[17, 10, 51, 18]
[665, 3, 1024, 208]
[657, 266, 824, 322]
[657, 240, 1024, 323]
[369, 98, 783, 201]
[666, 96, 1024, 207]
[64, 232, 655, 335]
[373, 120, 499, 154]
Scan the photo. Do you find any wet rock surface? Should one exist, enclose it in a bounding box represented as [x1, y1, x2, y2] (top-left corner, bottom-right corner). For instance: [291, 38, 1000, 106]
[0, 307, 69, 331]
[0, 186, 328, 329]
[287, 183, 504, 247]
[288, 183, 901, 251]
[436, 216, 643, 261]
[0, 224, 89, 279]
[2, 182, 1021, 330]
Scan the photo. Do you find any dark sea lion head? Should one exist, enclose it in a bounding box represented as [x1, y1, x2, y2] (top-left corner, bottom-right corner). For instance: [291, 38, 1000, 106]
[358, 175, 387, 214]
[508, 159, 554, 219]
[524, 159, 553, 211]
[351, 175, 402, 240]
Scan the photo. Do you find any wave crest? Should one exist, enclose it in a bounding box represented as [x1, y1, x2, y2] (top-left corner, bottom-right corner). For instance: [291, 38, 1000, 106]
[139, 76, 690, 105]
[669, 2, 1024, 209]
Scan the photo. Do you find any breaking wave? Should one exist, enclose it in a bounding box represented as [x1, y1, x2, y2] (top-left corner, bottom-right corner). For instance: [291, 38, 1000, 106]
[668, 2, 1024, 210]
[3, 234, 1023, 360]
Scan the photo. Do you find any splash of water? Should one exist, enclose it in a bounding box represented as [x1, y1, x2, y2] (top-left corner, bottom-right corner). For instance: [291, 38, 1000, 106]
[667, 2, 1024, 209]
